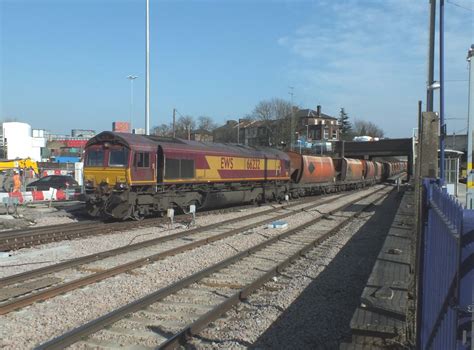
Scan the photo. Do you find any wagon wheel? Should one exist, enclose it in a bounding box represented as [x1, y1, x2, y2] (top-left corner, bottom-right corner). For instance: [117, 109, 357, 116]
[255, 194, 264, 206]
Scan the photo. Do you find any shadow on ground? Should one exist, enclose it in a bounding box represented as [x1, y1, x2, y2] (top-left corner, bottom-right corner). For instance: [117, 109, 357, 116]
[252, 189, 404, 350]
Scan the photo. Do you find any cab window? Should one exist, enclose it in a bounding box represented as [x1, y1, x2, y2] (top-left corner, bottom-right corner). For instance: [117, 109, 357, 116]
[109, 148, 129, 167]
[134, 152, 150, 168]
[86, 149, 104, 166]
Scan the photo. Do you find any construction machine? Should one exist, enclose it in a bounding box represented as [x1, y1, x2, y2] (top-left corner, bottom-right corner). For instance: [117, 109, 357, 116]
[0, 158, 39, 192]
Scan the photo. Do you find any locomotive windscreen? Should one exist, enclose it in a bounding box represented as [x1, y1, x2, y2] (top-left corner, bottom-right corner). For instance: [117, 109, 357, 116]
[86, 148, 104, 166]
[109, 147, 129, 167]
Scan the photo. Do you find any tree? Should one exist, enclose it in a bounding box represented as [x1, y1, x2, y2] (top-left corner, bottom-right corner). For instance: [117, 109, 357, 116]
[152, 123, 173, 137]
[338, 108, 353, 141]
[353, 119, 384, 138]
[197, 116, 217, 132]
[253, 98, 292, 121]
[251, 98, 293, 146]
[176, 115, 195, 140]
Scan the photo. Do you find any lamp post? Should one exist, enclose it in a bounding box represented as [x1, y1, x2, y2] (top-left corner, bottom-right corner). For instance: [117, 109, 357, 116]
[439, 0, 445, 184]
[295, 132, 302, 154]
[127, 75, 138, 131]
[145, 0, 150, 135]
[427, 0, 436, 112]
[289, 86, 295, 151]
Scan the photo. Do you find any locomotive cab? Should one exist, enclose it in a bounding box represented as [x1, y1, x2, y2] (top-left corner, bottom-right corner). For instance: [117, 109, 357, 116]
[84, 144, 130, 192]
[84, 133, 158, 194]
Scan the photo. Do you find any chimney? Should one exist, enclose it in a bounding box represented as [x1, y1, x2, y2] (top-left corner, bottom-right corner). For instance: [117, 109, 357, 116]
[316, 105, 321, 117]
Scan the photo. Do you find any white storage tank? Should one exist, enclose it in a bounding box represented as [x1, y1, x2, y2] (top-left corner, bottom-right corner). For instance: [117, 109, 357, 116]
[3, 122, 32, 159]
[2, 122, 45, 161]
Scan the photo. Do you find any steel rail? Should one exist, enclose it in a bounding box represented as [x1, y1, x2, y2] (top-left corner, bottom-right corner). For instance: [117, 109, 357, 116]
[162, 191, 388, 349]
[0, 191, 354, 314]
[0, 219, 159, 251]
[0, 186, 368, 251]
[35, 186, 390, 350]
[0, 192, 349, 287]
[0, 200, 292, 251]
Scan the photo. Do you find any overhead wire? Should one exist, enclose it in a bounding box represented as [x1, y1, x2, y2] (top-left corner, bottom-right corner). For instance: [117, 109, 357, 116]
[446, 0, 474, 11]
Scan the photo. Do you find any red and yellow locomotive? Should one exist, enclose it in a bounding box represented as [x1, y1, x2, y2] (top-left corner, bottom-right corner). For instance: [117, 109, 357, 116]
[84, 132, 407, 220]
[84, 132, 290, 219]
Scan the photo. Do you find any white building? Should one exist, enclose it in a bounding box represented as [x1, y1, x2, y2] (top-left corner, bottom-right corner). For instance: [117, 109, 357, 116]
[1, 122, 46, 161]
[132, 128, 146, 135]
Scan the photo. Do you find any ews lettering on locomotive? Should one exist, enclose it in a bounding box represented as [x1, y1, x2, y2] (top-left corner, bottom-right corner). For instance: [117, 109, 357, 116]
[221, 157, 234, 169]
[246, 159, 261, 170]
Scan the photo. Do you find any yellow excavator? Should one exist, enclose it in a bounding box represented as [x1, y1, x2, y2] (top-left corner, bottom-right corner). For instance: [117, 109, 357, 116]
[0, 158, 39, 192]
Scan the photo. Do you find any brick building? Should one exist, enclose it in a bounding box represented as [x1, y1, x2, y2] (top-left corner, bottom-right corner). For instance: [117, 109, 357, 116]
[296, 105, 340, 142]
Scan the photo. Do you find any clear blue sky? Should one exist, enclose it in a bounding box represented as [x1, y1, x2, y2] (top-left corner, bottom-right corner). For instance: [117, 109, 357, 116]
[1, 0, 473, 137]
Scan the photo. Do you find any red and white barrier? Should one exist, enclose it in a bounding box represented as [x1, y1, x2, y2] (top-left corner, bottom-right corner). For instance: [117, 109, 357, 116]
[0, 188, 80, 205]
[41, 169, 72, 177]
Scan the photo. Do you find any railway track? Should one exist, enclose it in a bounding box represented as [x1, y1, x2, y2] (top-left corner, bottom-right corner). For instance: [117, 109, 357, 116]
[32, 185, 392, 349]
[0, 201, 296, 251]
[0, 189, 356, 314]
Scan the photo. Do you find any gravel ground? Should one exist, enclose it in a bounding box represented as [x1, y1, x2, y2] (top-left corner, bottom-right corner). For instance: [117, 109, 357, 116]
[187, 188, 402, 349]
[0, 189, 375, 349]
[0, 206, 80, 232]
[0, 186, 387, 349]
[0, 191, 351, 278]
[0, 202, 288, 278]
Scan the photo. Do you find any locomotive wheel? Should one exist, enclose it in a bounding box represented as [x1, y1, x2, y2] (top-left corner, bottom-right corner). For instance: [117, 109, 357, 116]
[127, 205, 144, 221]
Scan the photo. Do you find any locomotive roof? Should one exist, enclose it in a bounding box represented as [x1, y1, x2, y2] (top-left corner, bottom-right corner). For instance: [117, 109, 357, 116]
[86, 131, 158, 151]
[87, 131, 289, 159]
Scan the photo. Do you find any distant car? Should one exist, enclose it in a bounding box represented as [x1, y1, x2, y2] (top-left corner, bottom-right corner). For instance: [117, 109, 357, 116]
[26, 175, 80, 192]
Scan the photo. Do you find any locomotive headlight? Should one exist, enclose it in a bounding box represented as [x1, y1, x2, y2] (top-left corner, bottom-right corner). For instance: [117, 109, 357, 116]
[85, 180, 94, 188]
[115, 182, 128, 190]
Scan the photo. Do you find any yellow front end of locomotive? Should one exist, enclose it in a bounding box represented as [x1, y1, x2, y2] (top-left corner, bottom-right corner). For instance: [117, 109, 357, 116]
[84, 167, 129, 189]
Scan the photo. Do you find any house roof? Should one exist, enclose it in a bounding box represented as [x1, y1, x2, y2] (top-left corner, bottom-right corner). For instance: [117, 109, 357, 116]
[233, 119, 284, 129]
[295, 109, 337, 120]
[191, 128, 213, 135]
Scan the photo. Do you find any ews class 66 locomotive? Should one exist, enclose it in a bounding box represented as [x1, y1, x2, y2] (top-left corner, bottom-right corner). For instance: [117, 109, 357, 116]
[83, 131, 407, 220]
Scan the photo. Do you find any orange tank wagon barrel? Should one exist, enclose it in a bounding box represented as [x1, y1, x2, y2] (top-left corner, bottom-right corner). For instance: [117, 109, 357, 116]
[286, 152, 336, 184]
[361, 160, 376, 180]
[300, 155, 336, 184]
[374, 161, 384, 180]
[337, 158, 364, 182]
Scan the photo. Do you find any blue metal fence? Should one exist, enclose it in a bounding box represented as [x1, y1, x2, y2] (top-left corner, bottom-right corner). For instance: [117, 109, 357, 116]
[420, 179, 473, 349]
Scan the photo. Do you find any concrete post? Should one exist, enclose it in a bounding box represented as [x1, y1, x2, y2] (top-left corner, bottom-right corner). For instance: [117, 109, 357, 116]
[466, 45, 474, 208]
[420, 112, 439, 178]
